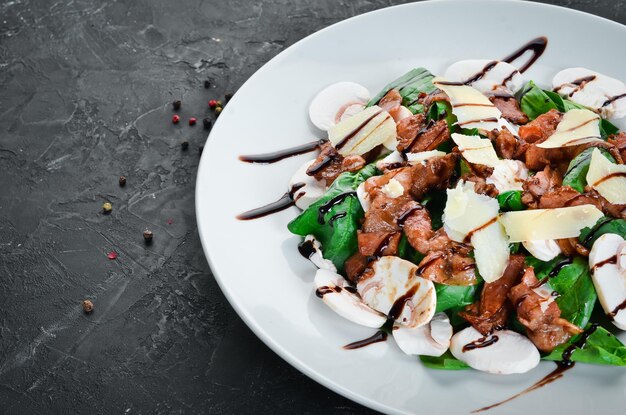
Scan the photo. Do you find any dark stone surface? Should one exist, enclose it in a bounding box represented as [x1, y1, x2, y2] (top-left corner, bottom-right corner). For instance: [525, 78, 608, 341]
[0, 0, 623, 413]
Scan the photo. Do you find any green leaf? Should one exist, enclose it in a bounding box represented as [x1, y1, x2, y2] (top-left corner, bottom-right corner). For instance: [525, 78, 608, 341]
[287, 164, 379, 272]
[428, 100, 458, 131]
[563, 147, 615, 193]
[600, 119, 620, 140]
[519, 81, 559, 120]
[367, 68, 436, 108]
[526, 256, 596, 327]
[397, 234, 424, 265]
[579, 217, 626, 249]
[420, 350, 470, 370]
[497, 190, 525, 212]
[435, 284, 480, 313]
[421, 190, 447, 230]
[543, 325, 626, 366]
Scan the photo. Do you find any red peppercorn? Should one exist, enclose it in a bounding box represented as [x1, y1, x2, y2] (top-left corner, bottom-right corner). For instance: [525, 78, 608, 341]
[189, 117, 197, 126]
[208, 99, 217, 108]
[172, 114, 180, 124]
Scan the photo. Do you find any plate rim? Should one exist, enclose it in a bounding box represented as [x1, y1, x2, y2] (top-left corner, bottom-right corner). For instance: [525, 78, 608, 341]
[195, 1, 626, 413]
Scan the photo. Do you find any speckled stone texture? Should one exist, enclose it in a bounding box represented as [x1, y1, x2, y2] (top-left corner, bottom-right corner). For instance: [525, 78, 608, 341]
[0, 0, 623, 413]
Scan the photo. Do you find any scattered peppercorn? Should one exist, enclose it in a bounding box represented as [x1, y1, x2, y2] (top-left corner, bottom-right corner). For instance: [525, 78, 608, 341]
[204, 80, 211, 89]
[172, 114, 180, 124]
[203, 118, 212, 130]
[82, 300, 94, 313]
[208, 99, 217, 108]
[102, 202, 112, 214]
[215, 107, 222, 116]
[224, 93, 233, 103]
[143, 229, 154, 244]
[173, 100, 182, 110]
[199, 145, 204, 155]
[181, 141, 189, 151]
[189, 117, 197, 126]
[119, 176, 126, 187]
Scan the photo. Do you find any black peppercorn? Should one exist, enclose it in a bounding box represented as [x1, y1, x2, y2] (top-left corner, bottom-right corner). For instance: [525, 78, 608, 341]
[203, 118, 212, 130]
[119, 176, 126, 187]
[143, 229, 154, 244]
[173, 100, 181, 110]
[204, 80, 211, 89]
[181, 141, 189, 151]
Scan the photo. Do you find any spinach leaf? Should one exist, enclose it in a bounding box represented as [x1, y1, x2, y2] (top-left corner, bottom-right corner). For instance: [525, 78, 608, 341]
[422, 190, 447, 230]
[435, 284, 480, 313]
[519, 81, 559, 120]
[420, 350, 470, 370]
[287, 164, 379, 272]
[579, 217, 626, 249]
[543, 325, 626, 366]
[563, 147, 615, 193]
[497, 190, 525, 211]
[367, 68, 436, 109]
[526, 256, 596, 327]
[428, 100, 458, 132]
[600, 119, 620, 139]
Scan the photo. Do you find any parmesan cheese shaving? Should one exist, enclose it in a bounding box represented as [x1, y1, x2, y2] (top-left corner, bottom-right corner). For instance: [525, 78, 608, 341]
[536, 109, 602, 149]
[586, 148, 626, 204]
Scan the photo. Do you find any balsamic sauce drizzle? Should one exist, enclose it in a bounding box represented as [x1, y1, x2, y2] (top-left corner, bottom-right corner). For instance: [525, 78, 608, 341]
[608, 298, 626, 320]
[501, 36, 548, 73]
[343, 331, 388, 350]
[317, 192, 357, 224]
[591, 171, 626, 187]
[462, 334, 499, 352]
[602, 92, 626, 107]
[236, 183, 304, 220]
[297, 239, 316, 259]
[239, 139, 328, 164]
[328, 212, 347, 227]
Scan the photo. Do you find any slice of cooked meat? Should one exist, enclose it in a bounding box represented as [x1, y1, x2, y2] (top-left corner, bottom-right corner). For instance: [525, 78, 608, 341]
[357, 230, 401, 257]
[489, 127, 527, 160]
[364, 166, 414, 199]
[378, 89, 402, 112]
[468, 177, 499, 197]
[407, 119, 450, 153]
[555, 237, 590, 257]
[521, 166, 562, 208]
[401, 204, 434, 253]
[306, 142, 366, 184]
[608, 132, 626, 163]
[416, 232, 478, 286]
[396, 114, 426, 151]
[518, 109, 562, 144]
[408, 152, 459, 200]
[459, 255, 525, 335]
[490, 96, 529, 125]
[421, 90, 450, 109]
[344, 251, 372, 284]
[509, 266, 583, 353]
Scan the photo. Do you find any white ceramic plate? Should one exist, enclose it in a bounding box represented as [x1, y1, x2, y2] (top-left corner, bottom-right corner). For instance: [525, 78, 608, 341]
[196, 1, 626, 413]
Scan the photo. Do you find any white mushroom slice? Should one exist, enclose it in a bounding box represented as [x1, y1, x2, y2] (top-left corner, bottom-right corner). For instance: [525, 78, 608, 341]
[619, 242, 626, 273]
[289, 159, 327, 210]
[328, 105, 397, 156]
[405, 150, 447, 165]
[357, 256, 436, 327]
[391, 106, 414, 122]
[451, 133, 499, 167]
[443, 181, 509, 282]
[356, 182, 371, 212]
[314, 269, 386, 328]
[309, 81, 370, 131]
[552, 68, 626, 120]
[536, 109, 602, 149]
[522, 239, 562, 262]
[500, 205, 604, 243]
[589, 234, 626, 330]
[486, 159, 529, 192]
[586, 148, 626, 204]
[381, 178, 404, 199]
[450, 327, 540, 374]
[376, 150, 404, 171]
[393, 313, 452, 357]
[432, 77, 502, 131]
[444, 60, 524, 94]
[301, 235, 336, 272]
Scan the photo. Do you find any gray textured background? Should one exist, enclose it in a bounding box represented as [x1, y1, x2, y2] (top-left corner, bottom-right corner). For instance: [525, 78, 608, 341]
[0, 0, 624, 413]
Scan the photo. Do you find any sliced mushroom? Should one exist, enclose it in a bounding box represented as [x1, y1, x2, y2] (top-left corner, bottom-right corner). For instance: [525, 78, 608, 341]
[486, 159, 529, 193]
[450, 327, 540, 374]
[552, 67, 626, 121]
[314, 268, 387, 328]
[589, 233, 626, 330]
[393, 312, 452, 356]
[289, 159, 327, 210]
[522, 239, 562, 262]
[309, 81, 370, 131]
[357, 256, 436, 327]
[302, 235, 337, 272]
[445, 60, 524, 94]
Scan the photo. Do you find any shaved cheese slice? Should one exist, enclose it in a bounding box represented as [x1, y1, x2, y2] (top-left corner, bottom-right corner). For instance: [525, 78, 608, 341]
[432, 77, 501, 131]
[328, 105, 396, 156]
[586, 148, 626, 204]
[405, 150, 446, 165]
[500, 205, 604, 242]
[537, 109, 602, 148]
[451, 133, 499, 167]
[443, 181, 509, 282]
